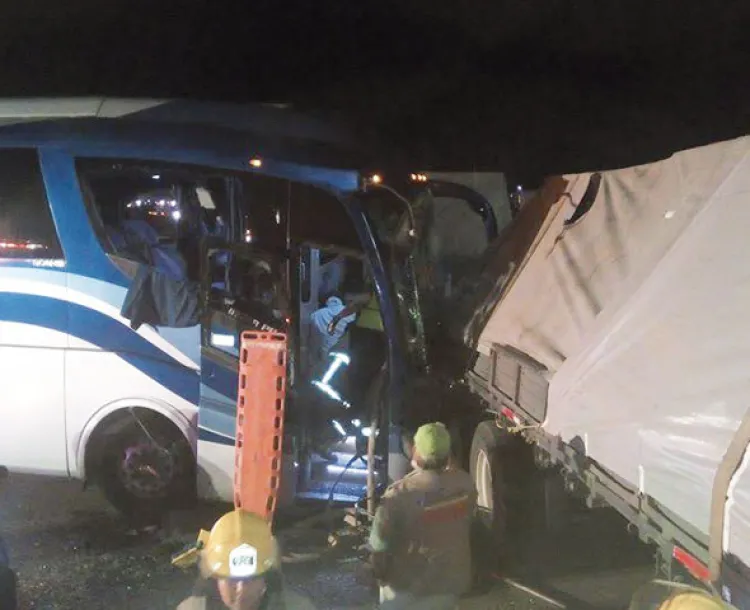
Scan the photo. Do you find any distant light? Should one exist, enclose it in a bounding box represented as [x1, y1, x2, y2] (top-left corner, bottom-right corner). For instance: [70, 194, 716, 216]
[275, 209, 281, 225]
[408, 228, 417, 238]
[157, 200, 165, 207]
[135, 199, 142, 206]
[249, 158, 263, 168]
[516, 185, 523, 192]
[244, 229, 253, 243]
[172, 210, 182, 221]
[169, 200, 177, 208]
[152, 174, 161, 180]
[410, 173, 428, 183]
[361, 427, 372, 437]
[370, 174, 382, 185]
[352, 419, 361, 427]
[126, 203, 133, 208]
[664, 210, 676, 220]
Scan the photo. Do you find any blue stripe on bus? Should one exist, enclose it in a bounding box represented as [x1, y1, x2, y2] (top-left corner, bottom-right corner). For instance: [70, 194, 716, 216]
[1, 292, 201, 405]
[201, 358, 239, 402]
[198, 427, 235, 446]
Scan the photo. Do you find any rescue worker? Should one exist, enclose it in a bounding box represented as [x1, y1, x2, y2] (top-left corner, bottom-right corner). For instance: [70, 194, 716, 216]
[369, 422, 475, 610]
[173, 509, 316, 610]
[309, 296, 356, 374]
[628, 580, 735, 610]
[327, 281, 385, 408]
[653, 591, 732, 610]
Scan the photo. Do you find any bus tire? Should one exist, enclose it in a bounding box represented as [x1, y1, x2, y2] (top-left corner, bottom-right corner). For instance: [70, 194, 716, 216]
[94, 411, 195, 524]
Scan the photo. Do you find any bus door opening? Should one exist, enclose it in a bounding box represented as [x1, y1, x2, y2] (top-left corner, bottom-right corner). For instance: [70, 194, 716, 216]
[198, 241, 289, 446]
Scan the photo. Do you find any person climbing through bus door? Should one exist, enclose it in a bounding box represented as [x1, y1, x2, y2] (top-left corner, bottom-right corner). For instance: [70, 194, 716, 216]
[309, 296, 356, 375]
[327, 276, 385, 408]
[369, 422, 475, 610]
[172, 509, 316, 610]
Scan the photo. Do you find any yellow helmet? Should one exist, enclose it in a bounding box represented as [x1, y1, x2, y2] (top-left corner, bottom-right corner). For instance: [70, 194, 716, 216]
[656, 592, 731, 610]
[172, 510, 280, 580]
[629, 581, 734, 610]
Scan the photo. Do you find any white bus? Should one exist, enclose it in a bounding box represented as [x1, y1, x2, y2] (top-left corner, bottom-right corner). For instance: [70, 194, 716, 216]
[0, 98, 416, 517]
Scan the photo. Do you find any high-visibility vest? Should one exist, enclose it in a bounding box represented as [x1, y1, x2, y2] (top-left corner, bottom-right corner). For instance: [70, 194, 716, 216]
[356, 294, 383, 332]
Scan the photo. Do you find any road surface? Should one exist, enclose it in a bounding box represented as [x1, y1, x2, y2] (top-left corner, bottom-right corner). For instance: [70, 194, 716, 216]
[0, 473, 652, 609]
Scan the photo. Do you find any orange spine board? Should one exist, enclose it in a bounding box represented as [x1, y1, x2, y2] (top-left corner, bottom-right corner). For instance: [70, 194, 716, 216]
[233, 331, 288, 521]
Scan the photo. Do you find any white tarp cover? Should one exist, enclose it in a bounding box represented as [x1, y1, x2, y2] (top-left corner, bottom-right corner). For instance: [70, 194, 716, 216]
[477, 135, 750, 567]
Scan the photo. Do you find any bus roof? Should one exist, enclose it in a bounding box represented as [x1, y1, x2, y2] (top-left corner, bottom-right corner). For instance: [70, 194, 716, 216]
[0, 97, 353, 145]
[0, 98, 366, 192]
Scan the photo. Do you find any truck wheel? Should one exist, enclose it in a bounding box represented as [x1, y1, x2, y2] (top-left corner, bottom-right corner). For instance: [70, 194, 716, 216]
[470, 420, 535, 575]
[471, 420, 526, 575]
[98, 416, 195, 525]
[470, 421, 508, 537]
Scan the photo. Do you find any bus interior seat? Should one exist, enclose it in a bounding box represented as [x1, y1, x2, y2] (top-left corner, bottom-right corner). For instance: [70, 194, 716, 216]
[210, 250, 232, 293]
[105, 225, 128, 251]
[120, 220, 188, 281]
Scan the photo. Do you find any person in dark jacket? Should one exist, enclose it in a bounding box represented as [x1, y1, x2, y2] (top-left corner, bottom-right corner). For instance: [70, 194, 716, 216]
[369, 422, 475, 610]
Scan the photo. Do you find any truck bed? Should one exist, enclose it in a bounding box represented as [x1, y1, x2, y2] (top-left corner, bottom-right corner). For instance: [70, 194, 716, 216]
[466, 135, 750, 575]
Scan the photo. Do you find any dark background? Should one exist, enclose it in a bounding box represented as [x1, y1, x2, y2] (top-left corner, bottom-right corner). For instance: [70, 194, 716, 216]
[3, 0, 750, 184]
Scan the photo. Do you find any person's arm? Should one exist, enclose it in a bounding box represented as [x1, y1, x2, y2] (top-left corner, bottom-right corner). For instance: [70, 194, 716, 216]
[327, 293, 372, 334]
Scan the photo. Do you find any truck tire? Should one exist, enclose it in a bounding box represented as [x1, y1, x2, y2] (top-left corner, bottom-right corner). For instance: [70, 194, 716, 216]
[470, 420, 536, 576]
[470, 421, 509, 541]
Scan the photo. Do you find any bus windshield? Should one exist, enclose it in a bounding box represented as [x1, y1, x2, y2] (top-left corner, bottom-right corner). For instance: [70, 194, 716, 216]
[359, 189, 429, 370]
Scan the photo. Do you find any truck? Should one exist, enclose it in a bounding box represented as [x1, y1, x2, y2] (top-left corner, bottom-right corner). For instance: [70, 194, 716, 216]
[392, 137, 750, 608]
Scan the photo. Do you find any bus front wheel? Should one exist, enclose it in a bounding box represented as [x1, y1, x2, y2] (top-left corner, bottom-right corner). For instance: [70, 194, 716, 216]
[92, 410, 195, 523]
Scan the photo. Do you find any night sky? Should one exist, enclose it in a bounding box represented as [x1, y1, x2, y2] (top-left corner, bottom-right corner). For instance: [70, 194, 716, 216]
[2, 1, 749, 183]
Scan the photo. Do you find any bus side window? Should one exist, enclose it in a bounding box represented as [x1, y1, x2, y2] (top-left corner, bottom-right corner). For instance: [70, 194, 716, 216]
[75, 159, 237, 283]
[0, 149, 64, 260]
